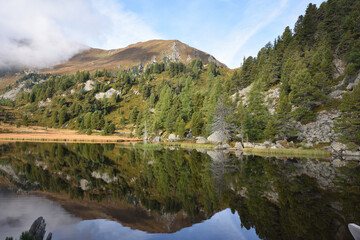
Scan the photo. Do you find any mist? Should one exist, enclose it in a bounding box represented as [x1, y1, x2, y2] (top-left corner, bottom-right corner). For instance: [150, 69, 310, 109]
[0, 0, 160, 71]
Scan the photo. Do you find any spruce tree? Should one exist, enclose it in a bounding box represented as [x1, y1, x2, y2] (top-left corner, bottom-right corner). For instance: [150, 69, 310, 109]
[336, 82, 360, 144]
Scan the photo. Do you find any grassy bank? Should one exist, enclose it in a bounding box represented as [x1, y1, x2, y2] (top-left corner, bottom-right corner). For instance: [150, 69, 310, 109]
[131, 142, 217, 150]
[163, 142, 217, 150]
[242, 147, 330, 158]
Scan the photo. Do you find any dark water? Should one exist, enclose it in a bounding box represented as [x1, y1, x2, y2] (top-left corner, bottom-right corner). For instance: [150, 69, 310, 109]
[0, 142, 359, 240]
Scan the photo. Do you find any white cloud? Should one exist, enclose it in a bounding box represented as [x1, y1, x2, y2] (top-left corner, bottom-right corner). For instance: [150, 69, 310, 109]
[0, 0, 160, 70]
[213, 0, 289, 68]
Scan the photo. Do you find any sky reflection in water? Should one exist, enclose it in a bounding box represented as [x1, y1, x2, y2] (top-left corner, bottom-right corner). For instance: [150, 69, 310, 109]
[53, 209, 258, 240]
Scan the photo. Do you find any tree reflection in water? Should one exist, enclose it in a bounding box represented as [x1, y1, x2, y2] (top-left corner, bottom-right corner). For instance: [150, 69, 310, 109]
[0, 142, 359, 239]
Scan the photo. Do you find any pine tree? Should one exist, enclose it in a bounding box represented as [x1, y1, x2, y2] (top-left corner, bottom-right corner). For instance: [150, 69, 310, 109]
[264, 118, 276, 142]
[336, 82, 360, 144]
[245, 81, 270, 140]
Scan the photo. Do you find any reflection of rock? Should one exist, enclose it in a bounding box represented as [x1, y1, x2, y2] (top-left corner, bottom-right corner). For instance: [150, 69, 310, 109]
[29, 216, 52, 240]
[207, 151, 228, 162]
[152, 136, 161, 143]
[234, 142, 243, 150]
[290, 159, 337, 189]
[80, 179, 90, 191]
[214, 143, 231, 150]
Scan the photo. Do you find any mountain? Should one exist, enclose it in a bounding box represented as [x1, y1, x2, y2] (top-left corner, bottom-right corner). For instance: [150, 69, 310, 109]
[44, 39, 226, 75]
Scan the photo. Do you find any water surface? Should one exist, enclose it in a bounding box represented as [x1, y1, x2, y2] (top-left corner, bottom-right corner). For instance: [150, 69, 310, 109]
[0, 142, 359, 239]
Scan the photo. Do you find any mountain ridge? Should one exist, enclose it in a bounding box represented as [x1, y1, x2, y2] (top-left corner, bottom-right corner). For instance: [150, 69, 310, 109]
[43, 39, 227, 75]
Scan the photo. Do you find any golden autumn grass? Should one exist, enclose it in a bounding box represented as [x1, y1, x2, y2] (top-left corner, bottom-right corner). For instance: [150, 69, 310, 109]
[0, 123, 141, 143]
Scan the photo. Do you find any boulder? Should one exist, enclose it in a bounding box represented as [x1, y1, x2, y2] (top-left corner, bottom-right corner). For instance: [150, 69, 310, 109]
[275, 143, 283, 149]
[84, 80, 94, 92]
[95, 88, 121, 100]
[80, 179, 90, 191]
[196, 136, 208, 144]
[343, 150, 360, 157]
[254, 144, 266, 149]
[331, 142, 347, 152]
[207, 131, 228, 144]
[167, 134, 179, 141]
[328, 90, 346, 99]
[234, 142, 243, 150]
[243, 142, 254, 148]
[29, 217, 46, 240]
[185, 132, 194, 139]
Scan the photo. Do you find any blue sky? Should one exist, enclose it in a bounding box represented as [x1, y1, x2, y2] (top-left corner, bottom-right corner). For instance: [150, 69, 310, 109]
[0, 0, 325, 69]
[93, 0, 326, 68]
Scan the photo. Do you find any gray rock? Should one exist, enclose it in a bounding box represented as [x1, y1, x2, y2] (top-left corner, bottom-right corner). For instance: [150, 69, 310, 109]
[328, 90, 346, 99]
[29, 217, 46, 240]
[207, 131, 228, 144]
[84, 80, 95, 92]
[331, 142, 347, 152]
[234, 142, 243, 150]
[343, 150, 360, 157]
[196, 136, 208, 144]
[297, 110, 340, 143]
[254, 144, 266, 149]
[91, 171, 118, 183]
[275, 143, 283, 149]
[185, 132, 194, 139]
[167, 134, 179, 141]
[95, 88, 121, 100]
[243, 142, 254, 148]
[80, 179, 90, 191]
[46, 232, 52, 240]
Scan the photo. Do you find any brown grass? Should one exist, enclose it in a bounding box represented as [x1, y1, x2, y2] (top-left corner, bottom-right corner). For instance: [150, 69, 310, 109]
[0, 123, 141, 143]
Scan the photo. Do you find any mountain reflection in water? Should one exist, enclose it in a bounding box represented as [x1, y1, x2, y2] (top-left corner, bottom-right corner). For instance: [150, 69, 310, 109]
[0, 142, 359, 240]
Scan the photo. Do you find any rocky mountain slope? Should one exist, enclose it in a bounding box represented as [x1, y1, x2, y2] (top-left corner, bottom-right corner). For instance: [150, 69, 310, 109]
[44, 39, 226, 75]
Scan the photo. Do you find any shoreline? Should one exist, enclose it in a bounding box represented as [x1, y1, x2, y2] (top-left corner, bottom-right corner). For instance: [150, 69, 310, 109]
[0, 124, 350, 159]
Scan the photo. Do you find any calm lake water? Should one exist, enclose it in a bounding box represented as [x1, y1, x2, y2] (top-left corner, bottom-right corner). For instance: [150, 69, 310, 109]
[0, 142, 359, 240]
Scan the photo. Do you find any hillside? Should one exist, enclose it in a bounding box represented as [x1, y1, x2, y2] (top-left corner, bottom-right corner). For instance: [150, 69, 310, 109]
[44, 39, 226, 75]
[1, 0, 360, 156]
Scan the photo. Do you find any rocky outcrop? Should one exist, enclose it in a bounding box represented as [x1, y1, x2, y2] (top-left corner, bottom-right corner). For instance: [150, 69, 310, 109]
[331, 142, 360, 158]
[346, 72, 360, 90]
[333, 58, 346, 78]
[91, 171, 118, 183]
[29, 217, 52, 240]
[207, 131, 228, 144]
[95, 88, 121, 100]
[297, 110, 340, 143]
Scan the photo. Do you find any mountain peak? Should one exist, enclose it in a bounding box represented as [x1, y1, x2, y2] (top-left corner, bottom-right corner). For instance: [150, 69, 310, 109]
[45, 39, 226, 74]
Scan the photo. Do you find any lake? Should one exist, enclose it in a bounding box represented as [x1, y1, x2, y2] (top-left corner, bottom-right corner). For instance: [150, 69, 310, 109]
[0, 142, 359, 240]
